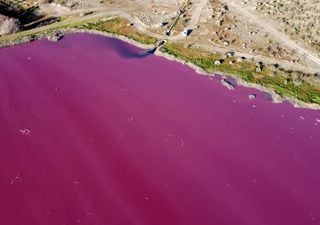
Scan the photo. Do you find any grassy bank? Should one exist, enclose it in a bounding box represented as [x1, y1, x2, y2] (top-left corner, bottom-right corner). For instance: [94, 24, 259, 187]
[161, 42, 320, 104]
[1, 15, 319, 105]
[74, 18, 157, 45]
[0, 16, 157, 47]
[0, 17, 66, 46]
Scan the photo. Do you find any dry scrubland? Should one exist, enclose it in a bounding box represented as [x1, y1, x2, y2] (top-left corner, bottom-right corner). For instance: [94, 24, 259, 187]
[1, 0, 320, 106]
[243, 0, 320, 56]
[196, 1, 299, 62]
[2, 0, 319, 67]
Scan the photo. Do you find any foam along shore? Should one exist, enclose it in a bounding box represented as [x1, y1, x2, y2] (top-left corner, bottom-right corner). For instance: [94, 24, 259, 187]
[0, 17, 320, 110]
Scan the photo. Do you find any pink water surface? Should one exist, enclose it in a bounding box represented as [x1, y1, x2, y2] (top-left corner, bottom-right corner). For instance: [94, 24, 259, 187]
[0, 33, 320, 225]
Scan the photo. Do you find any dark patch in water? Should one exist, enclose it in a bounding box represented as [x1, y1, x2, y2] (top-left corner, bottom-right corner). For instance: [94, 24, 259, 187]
[224, 77, 237, 88]
[216, 74, 237, 89]
[106, 38, 154, 59]
[261, 91, 274, 101]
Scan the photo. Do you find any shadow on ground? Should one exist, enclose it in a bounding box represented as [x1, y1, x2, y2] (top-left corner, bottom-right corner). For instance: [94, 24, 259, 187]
[0, 1, 43, 23]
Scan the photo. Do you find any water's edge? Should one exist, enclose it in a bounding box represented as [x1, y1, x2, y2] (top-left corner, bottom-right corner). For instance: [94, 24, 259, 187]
[1, 28, 320, 110]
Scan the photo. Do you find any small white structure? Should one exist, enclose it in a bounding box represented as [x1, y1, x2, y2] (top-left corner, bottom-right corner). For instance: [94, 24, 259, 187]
[248, 94, 257, 100]
[181, 28, 192, 37]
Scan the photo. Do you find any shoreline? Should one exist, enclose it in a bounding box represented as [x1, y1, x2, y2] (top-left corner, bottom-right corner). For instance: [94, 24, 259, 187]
[155, 48, 320, 110]
[1, 28, 320, 110]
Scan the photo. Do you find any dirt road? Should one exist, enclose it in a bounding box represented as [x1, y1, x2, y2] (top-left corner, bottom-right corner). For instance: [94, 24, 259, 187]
[220, 0, 320, 70]
[187, 0, 208, 29]
[55, 0, 208, 41]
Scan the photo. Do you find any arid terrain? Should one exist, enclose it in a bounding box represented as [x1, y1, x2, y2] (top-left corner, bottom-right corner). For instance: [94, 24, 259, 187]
[1, 0, 320, 70]
[1, 0, 320, 106]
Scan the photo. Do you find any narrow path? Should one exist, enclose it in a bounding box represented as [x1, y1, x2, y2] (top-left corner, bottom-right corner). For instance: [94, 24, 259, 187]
[187, 0, 208, 29]
[54, 0, 208, 41]
[186, 41, 320, 74]
[220, 0, 320, 70]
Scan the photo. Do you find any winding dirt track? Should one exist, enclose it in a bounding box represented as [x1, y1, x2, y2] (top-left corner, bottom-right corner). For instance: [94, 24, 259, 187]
[2, 0, 318, 73]
[220, 0, 320, 70]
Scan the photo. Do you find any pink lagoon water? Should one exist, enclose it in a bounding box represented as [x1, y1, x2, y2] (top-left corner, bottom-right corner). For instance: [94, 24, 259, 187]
[0, 33, 320, 225]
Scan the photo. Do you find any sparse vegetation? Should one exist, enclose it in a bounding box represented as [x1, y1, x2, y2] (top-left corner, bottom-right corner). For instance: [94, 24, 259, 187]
[250, 0, 320, 54]
[74, 18, 157, 45]
[0, 0, 319, 107]
[161, 42, 320, 104]
[0, 16, 156, 47]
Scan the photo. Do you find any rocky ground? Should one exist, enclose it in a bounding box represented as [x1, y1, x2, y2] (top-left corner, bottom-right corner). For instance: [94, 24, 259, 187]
[242, 0, 320, 56]
[183, 0, 302, 64]
[0, 14, 20, 35]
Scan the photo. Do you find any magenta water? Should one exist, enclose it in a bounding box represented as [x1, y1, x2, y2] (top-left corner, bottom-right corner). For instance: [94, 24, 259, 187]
[0, 33, 320, 225]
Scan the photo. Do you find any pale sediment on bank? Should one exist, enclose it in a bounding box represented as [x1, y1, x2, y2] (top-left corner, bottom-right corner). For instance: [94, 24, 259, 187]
[0, 35, 36, 48]
[0, 28, 154, 50]
[1, 28, 319, 110]
[220, 78, 236, 90]
[156, 50, 320, 110]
